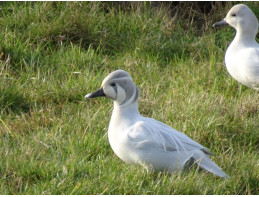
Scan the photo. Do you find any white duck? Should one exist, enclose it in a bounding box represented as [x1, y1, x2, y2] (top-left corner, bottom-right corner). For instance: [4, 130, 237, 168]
[85, 70, 229, 178]
[213, 4, 259, 90]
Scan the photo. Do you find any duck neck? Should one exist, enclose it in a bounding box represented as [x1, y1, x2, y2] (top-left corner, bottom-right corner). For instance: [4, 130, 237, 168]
[113, 100, 140, 119]
[234, 29, 258, 46]
[112, 85, 141, 120]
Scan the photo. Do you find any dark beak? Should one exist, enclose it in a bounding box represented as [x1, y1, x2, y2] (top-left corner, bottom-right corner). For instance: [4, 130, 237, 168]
[85, 88, 106, 99]
[212, 19, 228, 27]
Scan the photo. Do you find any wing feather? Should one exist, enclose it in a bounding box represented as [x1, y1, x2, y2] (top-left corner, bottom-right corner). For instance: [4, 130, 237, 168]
[127, 117, 213, 155]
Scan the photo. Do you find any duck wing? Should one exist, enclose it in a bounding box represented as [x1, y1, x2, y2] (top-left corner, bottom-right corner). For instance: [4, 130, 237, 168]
[128, 117, 213, 156]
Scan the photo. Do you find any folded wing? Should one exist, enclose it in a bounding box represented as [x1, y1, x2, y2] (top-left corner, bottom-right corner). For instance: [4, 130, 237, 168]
[128, 117, 212, 155]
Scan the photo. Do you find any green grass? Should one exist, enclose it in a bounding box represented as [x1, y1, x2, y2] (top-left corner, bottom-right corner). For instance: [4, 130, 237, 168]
[0, 1, 259, 194]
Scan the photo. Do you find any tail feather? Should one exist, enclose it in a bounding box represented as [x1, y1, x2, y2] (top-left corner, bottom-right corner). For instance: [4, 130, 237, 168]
[193, 154, 229, 178]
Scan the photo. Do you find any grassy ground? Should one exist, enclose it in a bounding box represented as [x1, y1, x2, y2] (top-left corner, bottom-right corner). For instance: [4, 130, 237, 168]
[0, 1, 259, 194]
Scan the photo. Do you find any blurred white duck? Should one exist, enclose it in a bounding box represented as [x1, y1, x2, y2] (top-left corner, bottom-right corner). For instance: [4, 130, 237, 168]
[85, 70, 229, 178]
[213, 4, 259, 90]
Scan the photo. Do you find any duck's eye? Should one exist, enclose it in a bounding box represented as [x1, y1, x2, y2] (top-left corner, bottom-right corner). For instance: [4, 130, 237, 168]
[232, 13, 236, 17]
[111, 83, 116, 87]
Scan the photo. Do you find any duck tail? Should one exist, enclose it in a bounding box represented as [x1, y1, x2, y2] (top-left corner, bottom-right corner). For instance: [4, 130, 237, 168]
[195, 155, 230, 178]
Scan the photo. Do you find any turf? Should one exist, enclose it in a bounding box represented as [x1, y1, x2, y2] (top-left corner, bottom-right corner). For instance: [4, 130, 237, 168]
[0, 1, 258, 194]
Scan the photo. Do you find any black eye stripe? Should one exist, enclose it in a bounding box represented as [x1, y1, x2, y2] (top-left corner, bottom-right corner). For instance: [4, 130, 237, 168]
[114, 85, 117, 100]
[111, 83, 116, 86]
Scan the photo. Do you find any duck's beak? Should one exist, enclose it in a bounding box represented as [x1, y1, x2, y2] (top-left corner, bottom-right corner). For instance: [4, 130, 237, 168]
[213, 19, 228, 27]
[85, 88, 106, 99]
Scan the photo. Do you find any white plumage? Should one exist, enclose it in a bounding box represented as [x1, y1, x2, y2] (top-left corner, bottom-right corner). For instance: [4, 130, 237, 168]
[85, 70, 229, 178]
[213, 4, 259, 90]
